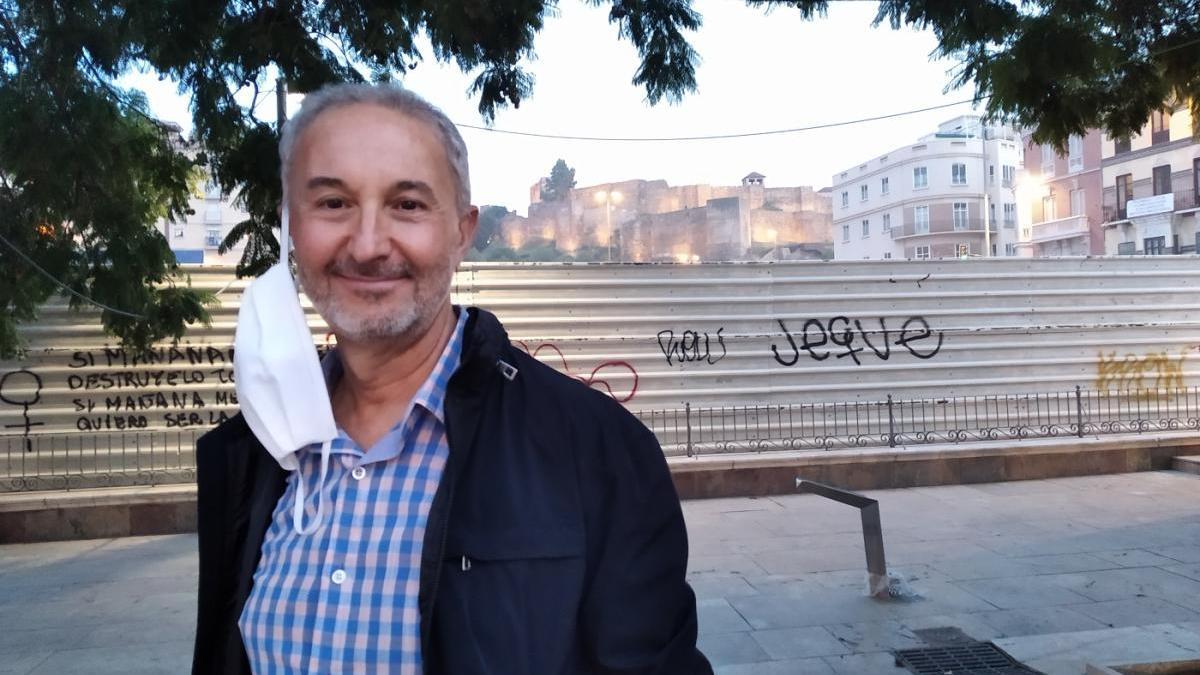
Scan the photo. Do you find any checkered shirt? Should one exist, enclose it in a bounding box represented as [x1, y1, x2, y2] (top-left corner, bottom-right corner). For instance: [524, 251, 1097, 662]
[238, 309, 467, 674]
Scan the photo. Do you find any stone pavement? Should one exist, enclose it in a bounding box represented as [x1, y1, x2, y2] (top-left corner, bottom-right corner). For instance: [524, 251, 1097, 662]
[1, 471, 1199, 674]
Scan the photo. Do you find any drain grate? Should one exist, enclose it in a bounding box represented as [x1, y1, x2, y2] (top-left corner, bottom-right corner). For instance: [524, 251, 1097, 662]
[894, 642, 1043, 675]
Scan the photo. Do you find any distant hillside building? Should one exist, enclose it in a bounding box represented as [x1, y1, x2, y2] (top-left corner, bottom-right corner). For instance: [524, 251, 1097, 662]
[503, 173, 832, 262]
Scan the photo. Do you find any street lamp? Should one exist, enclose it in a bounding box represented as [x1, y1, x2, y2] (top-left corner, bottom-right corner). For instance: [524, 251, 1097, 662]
[594, 189, 623, 261]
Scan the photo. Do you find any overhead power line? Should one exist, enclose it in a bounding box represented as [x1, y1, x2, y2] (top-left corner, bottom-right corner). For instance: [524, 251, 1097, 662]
[0, 231, 147, 319]
[455, 98, 982, 142]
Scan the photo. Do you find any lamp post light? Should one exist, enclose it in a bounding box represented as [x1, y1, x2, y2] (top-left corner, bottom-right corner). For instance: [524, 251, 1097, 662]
[594, 189, 623, 261]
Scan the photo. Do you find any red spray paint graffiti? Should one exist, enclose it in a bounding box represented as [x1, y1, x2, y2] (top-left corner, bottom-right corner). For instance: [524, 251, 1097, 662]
[515, 341, 639, 403]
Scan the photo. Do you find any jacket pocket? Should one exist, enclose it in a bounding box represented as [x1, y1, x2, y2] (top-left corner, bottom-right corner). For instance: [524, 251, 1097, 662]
[433, 524, 586, 674]
[443, 524, 584, 562]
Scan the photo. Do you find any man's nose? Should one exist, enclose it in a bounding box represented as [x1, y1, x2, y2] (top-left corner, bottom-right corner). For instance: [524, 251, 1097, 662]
[347, 205, 390, 261]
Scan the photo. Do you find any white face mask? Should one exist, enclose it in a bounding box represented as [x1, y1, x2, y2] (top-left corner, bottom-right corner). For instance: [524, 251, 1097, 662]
[234, 207, 338, 535]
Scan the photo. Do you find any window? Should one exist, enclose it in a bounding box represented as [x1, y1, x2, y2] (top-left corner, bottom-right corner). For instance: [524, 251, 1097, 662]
[205, 227, 221, 248]
[956, 243, 970, 257]
[861, 219, 870, 238]
[841, 191, 849, 208]
[1005, 243, 1017, 256]
[1117, 241, 1136, 255]
[881, 177, 890, 195]
[991, 243, 997, 256]
[882, 213, 891, 232]
[1041, 144, 1056, 176]
[913, 166, 928, 188]
[841, 223, 850, 242]
[883, 252, 893, 259]
[914, 205, 930, 233]
[952, 163, 967, 185]
[1070, 189, 1085, 217]
[914, 245, 931, 260]
[172, 226, 185, 239]
[1152, 164, 1172, 196]
[860, 185, 869, 201]
[1116, 173, 1133, 217]
[1068, 135, 1083, 172]
[989, 202, 997, 226]
[1195, 158, 1200, 208]
[1194, 158, 1200, 208]
[1145, 236, 1166, 255]
[204, 204, 221, 224]
[1002, 165, 1016, 187]
[1003, 203, 1016, 227]
[988, 164, 995, 186]
[1042, 194, 1056, 221]
[1151, 110, 1170, 145]
[1114, 136, 1131, 155]
[1022, 227, 1032, 240]
[204, 180, 222, 200]
[953, 202, 969, 230]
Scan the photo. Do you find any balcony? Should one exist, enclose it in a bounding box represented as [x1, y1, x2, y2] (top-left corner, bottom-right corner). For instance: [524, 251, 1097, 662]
[1103, 188, 1200, 225]
[891, 217, 994, 240]
[1029, 214, 1089, 244]
[1102, 204, 1128, 224]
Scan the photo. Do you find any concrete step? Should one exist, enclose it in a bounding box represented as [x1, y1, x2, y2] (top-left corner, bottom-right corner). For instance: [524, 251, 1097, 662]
[1173, 455, 1200, 475]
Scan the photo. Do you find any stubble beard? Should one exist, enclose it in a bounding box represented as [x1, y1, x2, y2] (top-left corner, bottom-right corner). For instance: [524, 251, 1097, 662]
[297, 256, 454, 346]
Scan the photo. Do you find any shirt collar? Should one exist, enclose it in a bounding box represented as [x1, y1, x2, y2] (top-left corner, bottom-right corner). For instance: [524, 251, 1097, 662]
[319, 306, 469, 427]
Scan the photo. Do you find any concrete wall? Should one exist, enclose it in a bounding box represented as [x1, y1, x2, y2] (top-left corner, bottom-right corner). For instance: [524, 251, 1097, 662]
[2, 258, 1198, 444]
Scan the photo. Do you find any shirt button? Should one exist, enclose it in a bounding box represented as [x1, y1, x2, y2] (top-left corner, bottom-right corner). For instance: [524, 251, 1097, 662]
[331, 569, 347, 585]
[351, 466, 367, 481]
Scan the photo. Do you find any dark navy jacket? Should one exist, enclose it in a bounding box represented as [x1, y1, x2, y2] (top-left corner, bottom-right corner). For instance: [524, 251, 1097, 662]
[192, 307, 711, 674]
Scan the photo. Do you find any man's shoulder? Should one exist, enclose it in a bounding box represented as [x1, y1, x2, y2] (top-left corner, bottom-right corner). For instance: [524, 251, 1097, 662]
[506, 347, 652, 443]
[199, 411, 250, 445]
[196, 413, 255, 464]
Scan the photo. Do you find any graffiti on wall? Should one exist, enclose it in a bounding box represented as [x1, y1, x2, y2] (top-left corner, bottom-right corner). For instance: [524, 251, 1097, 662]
[657, 329, 727, 367]
[516, 341, 640, 403]
[66, 345, 236, 431]
[1, 368, 45, 451]
[1095, 348, 1188, 393]
[770, 316, 945, 367]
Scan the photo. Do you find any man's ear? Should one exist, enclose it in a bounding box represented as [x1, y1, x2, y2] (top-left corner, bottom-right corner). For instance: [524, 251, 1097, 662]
[455, 206, 480, 258]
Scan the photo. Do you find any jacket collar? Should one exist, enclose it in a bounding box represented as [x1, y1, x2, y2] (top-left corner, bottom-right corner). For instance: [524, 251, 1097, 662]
[452, 307, 512, 392]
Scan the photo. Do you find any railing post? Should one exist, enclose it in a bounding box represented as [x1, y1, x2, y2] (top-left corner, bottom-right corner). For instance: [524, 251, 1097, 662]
[685, 402, 693, 458]
[886, 395, 896, 448]
[1075, 385, 1084, 438]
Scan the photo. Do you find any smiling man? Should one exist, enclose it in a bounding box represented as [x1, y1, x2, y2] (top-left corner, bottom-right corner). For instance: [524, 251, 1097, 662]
[192, 83, 710, 674]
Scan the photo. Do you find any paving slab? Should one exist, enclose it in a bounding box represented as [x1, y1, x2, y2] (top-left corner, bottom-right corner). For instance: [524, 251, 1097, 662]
[2, 471, 1199, 673]
[996, 623, 1200, 675]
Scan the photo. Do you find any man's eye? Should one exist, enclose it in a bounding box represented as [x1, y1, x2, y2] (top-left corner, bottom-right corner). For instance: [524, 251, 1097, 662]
[319, 198, 346, 209]
[396, 199, 422, 211]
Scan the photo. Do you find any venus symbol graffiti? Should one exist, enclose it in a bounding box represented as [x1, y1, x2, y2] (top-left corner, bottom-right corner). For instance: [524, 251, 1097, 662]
[1, 368, 45, 452]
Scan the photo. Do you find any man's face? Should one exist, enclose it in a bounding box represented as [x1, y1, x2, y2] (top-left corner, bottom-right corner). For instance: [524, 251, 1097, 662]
[287, 103, 477, 344]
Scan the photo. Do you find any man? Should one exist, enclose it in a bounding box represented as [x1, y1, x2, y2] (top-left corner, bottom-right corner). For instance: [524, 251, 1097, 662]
[193, 83, 710, 674]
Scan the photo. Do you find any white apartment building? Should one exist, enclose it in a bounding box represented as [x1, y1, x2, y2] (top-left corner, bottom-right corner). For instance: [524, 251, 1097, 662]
[833, 116, 1022, 260]
[161, 177, 249, 265]
[1100, 104, 1199, 255]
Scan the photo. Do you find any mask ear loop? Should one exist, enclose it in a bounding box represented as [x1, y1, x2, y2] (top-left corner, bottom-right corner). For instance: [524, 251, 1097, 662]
[292, 438, 332, 535]
[280, 206, 291, 272]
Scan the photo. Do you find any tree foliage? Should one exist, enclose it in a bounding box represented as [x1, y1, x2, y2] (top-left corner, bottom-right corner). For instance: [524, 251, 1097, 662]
[474, 205, 513, 250]
[2, 0, 1198, 357]
[541, 159, 577, 202]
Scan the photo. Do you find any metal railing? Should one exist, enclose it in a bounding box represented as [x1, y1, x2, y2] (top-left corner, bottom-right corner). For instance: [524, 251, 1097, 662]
[2, 429, 202, 492]
[4, 386, 1200, 491]
[637, 386, 1200, 457]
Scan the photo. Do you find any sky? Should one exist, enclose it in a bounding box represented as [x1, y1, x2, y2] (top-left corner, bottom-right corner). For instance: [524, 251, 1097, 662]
[120, 1, 982, 216]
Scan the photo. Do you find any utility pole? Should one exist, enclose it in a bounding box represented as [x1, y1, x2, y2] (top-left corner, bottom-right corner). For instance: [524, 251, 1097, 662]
[276, 76, 287, 132]
[982, 125, 992, 257]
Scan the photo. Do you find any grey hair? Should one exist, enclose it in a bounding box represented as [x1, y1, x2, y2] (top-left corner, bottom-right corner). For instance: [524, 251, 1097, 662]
[279, 83, 471, 213]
